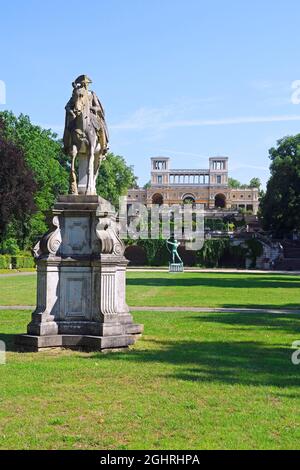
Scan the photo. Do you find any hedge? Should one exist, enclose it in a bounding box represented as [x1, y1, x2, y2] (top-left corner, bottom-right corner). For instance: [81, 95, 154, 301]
[244, 239, 264, 268]
[197, 238, 230, 268]
[124, 238, 263, 268]
[11, 256, 36, 269]
[125, 239, 170, 266]
[0, 255, 11, 269]
[0, 255, 35, 269]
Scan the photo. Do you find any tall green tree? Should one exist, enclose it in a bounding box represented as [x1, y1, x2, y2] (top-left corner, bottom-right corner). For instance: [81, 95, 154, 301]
[260, 134, 300, 236]
[249, 177, 261, 189]
[0, 119, 37, 249]
[96, 152, 137, 207]
[228, 177, 241, 188]
[0, 111, 69, 248]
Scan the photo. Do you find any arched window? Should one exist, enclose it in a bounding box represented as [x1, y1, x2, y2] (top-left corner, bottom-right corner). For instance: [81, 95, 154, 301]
[152, 193, 164, 205]
[215, 193, 226, 209]
[182, 194, 196, 206]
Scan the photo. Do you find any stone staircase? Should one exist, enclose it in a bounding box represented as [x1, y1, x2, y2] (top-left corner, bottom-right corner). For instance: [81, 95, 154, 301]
[274, 240, 300, 270]
[283, 241, 300, 257]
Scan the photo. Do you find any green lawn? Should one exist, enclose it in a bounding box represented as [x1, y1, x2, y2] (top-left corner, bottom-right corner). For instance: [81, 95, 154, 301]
[126, 272, 300, 309]
[0, 274, 36, 306]
[0, 308, 300, 449]
[0, 272, 299, 309]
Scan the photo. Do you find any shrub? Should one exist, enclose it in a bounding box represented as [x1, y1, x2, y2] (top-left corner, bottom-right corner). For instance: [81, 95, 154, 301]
[125, 239, 173, 266]
[245, 239, 263, 268]
[136, 239, 169, 266]
[152, 241, 170, 266]
[125, 245, 147, 266]
[178, 246, 197, 266]
[124, 237, 264, 268]
[11, 256, 35, 269]
[197, 239, 230, 267]
[0, 255, 11, 269]
[225, 244, 248, 268]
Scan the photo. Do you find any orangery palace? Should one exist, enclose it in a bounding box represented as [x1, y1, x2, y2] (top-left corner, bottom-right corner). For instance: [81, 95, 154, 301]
[127, 156, 259, 214]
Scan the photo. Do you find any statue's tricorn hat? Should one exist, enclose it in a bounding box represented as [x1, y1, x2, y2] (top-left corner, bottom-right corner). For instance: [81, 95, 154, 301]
[74, 75, 92, 86]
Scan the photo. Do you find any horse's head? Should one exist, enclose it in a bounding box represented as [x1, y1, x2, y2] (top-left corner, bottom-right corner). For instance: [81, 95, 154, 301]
[72, 85, 89, 115]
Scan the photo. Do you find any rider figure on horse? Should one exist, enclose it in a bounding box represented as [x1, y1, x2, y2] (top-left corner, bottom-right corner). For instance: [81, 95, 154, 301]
[63, 75, 109, 156]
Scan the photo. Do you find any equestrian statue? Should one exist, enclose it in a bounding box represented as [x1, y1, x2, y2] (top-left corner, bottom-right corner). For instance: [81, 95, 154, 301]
[63, 75, 109, 195]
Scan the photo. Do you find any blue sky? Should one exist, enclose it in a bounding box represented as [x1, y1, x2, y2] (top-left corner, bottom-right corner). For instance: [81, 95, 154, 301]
[1, 0, 300, 187]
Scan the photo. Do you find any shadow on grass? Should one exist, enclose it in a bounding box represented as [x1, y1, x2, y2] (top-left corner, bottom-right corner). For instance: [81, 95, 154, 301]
[221, 303, 300, 310]
[90, 338, 300, 389]
[187, 311, 300, 335]
[126, 273, 300, 290]
[0, 333, 16, 352]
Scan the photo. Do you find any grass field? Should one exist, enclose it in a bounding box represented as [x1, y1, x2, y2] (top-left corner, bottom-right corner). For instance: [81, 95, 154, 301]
[1, 271, 299, 449]
[0, 308, 300, 449]
[0, 269, 36, 275]
[0, 272, 299, 309]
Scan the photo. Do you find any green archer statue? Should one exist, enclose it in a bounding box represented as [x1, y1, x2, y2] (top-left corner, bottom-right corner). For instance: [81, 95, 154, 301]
[166, 237, 183, 265]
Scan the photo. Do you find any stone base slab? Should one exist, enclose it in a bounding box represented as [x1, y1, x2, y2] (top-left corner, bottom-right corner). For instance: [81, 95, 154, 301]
[28, 320, 144, 337]
[125, 323, 144, 335]
[15, 331, 142, 352]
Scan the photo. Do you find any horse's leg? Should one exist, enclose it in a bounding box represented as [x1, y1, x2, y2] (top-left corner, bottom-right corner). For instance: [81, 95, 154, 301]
[87, 139, 96, 195]
[70, 145, 78, 195]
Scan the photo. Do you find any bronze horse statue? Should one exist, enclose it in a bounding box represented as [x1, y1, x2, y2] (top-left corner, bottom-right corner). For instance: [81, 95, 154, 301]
[63, 75, 109, 195]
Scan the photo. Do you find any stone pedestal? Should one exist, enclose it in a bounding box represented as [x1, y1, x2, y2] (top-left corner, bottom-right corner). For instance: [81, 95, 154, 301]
[15, 196, 143, 352]
[169, 263, 184, 273]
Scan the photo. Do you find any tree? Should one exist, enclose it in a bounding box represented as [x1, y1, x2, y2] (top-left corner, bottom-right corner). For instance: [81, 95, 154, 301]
[0, 111, 69, 248]
[229, 176, 261, 190]
[0, 119, 37, 249]
[96, 152, 137, 207]
[228, 177, 241, 188]
[143, 180, 151, 189]
[260, 134, 300, 236]
[249, 177, 261, 189]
